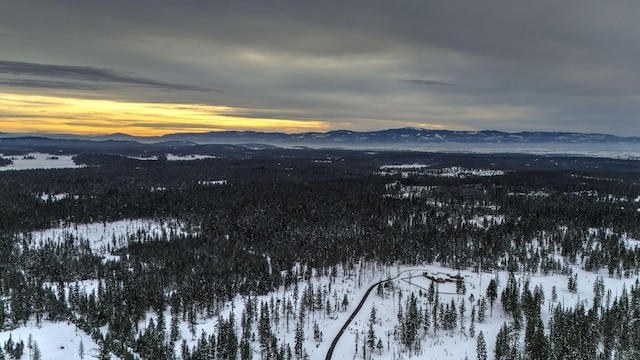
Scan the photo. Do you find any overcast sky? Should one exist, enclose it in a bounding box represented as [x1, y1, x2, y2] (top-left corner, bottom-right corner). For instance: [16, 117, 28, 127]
[1, 1, 640, 136]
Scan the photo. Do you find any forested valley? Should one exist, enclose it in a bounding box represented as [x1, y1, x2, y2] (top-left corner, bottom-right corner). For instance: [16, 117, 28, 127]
[1, 148, 640, 359]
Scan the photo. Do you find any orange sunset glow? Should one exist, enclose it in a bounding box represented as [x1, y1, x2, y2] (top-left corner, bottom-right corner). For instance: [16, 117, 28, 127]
[0, 93, 330, 136]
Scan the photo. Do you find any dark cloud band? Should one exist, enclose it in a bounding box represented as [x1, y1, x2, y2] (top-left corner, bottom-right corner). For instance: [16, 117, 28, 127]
[401, 79, 454, 86]
[0, 60, 213, 92]
[0, 79, 99, 90]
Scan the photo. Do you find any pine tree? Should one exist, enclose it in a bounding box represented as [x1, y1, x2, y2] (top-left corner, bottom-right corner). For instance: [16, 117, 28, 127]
[181, 339, 190, 360]
[476, 331, 487, 360]
[432, 301, 440, 334]
[455, 273, 466, 300]
[294, 321, 304, 358]
[469, 305, 476, 338]
[3, 334, 13, 357]
[422, 306, 430, 336]
[524, 318, 548, 360]
[188, 306, 197, 339]
[367, 306, 376, 352]
[593, 276, 605, 311]
[568, 273, 578, 293]
[32, 341, 41, 360]
[477, 298, 486, 323]
[259, 302, 272, 350]
[494, 323, 511, 360]
[402, 293, 420, 348]
[78, 339, 85, 360]
[98, 340, 110, 360]
[341, 294, 349, 311]
[354, 330, 359, 355]
[313, 320, 323, 342]
[427, 281, 435, 309]
[501, 272, 519, 317]
[486, 279, 498, 316]
[170, 311, 181, 342]
[27, 334, 32, 360]
[239, 338, 252, 360]
[459, 300, 466, 335]
[376, 338, 383, 355]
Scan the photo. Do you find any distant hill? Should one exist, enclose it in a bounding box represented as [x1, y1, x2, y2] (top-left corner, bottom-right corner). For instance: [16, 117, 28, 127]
[154, 128, 640, 146]
[1, 128, 639, 156]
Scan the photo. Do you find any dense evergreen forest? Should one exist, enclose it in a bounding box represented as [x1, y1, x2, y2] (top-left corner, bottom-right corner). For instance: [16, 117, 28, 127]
[1, 148, 640, 359]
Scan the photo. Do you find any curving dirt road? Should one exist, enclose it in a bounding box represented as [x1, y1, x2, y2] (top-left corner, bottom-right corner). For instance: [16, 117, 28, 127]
[325, 269, 426, 360]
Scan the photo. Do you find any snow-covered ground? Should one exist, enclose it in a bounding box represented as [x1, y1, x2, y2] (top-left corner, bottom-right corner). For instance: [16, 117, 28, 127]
[0, 153, 83, 171]
[0, 320, 101, 360]
[466, 214, 505, 228]
[21, 219, 197, 255]
[127, 154, 216, 161]
[378, 165, 505, 179]
[197, 180, 227, 186]
[1, 256, 634, 360]
[4, 219, 638, 360]
[330, 265, 630, 360]
[156, 262, 634, 360]
[39, 193, 78, 202]
[424, 167, 505, 178]
[380, 164, 428, 170]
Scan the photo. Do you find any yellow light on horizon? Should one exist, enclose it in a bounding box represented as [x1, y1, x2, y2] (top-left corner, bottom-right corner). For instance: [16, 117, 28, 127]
[0, 93, 330, 136]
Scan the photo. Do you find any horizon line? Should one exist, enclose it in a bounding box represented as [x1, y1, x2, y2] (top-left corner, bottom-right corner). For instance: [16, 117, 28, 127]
[1, 127, 639, 140]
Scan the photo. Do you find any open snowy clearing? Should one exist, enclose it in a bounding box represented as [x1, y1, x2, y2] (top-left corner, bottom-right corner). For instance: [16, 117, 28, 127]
[21, 219, 197, 255]
[0, 320, 101, 360]
[127, 154, 217, 161]
[378, 166, 505, 179]
[0, 153, 84, 171]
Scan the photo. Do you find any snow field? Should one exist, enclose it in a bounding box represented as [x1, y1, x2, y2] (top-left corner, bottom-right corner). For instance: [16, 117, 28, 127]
[0, 320, 102, 360]
[22, 219, 197, 256]
[0, 153, 83, 171]
[378, 165, 505, 179]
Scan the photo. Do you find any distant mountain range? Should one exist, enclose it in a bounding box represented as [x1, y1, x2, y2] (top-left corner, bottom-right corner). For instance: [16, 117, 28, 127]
[155, 128, 640, 145]
[3, 128, 639, 144]
[1, 128, 639, 155]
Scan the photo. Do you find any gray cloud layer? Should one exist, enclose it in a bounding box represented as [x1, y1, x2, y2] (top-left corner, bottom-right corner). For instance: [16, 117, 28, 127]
[1, 0, 640, 135]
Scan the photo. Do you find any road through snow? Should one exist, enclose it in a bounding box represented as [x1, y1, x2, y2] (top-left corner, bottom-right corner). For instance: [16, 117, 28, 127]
[325, 269, 427, 360]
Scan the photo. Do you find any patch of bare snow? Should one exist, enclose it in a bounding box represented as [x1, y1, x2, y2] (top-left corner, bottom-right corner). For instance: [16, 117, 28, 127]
[197, 180, 227, 185]
[22, 219, 197, 256]
[0, 320, 101, 360]
[39, 193, 78, 202]
[0, 153, 83, 171]
[426, 167, 505, 178]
